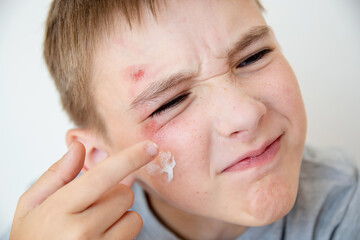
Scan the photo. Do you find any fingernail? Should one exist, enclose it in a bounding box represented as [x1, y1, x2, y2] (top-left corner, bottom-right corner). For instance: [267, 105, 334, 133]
[145, 142, 159, 156]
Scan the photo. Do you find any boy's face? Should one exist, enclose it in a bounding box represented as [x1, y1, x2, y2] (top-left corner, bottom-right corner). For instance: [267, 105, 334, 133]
[91, 0, 306, 226]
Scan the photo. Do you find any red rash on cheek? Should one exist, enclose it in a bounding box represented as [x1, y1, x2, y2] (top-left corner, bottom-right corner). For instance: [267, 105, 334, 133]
[142, 118, 161, 139]
[141, 115, 184, 144]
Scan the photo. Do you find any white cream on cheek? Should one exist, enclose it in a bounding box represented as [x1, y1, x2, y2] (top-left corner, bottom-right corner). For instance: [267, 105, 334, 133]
[146, 151, 176, 182]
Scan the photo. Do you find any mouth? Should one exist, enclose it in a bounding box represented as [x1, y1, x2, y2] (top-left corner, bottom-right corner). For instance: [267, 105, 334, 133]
[222, 134, 283, 173]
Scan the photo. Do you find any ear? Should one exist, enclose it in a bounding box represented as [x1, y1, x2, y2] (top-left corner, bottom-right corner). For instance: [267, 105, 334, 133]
[66, 128, 109, 173]
[65, 128, 136, 186]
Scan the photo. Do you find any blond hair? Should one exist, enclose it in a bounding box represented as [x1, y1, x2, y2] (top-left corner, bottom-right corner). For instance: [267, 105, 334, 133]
[44, 0, 263, 136]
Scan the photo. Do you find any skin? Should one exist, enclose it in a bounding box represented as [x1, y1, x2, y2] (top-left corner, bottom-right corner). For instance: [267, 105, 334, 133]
[10, 141, 160, 239]
[90, 0, 307, 239]
[10, 0, 307, 239]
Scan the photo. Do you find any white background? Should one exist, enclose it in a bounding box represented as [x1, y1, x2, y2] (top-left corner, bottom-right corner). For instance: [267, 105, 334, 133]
[1, 0, 359, 234]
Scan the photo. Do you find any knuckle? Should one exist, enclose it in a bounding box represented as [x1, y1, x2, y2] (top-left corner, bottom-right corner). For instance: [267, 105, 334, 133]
[124, 211, 143, 237]
[39, 203, 58, 220]
[129, 211, 143, 229]
[107, 212, 143, 240]
[47, 165, 67, 186]
[126, 187, 135, 205]
[18, 188, 36, 207]
[118, 185, 135, 206]
[71, 223, 91, 240]
[17, 192, 28, 205]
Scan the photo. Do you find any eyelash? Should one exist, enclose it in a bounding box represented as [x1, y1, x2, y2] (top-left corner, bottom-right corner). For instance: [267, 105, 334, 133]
[150, 93, 191, 117]
[236, 49, 272, 68]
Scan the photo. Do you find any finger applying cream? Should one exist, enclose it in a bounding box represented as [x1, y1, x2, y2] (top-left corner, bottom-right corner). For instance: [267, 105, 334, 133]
[146, 151, 176, 182]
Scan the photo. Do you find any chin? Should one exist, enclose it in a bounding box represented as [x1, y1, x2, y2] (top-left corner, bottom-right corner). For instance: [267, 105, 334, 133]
[243, 176, 299, 226]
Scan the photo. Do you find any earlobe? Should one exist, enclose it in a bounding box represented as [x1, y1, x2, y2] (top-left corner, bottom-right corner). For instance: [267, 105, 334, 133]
[66, 128, 109, 172]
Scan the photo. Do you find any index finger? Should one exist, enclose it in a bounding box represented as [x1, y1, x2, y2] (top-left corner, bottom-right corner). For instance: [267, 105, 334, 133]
[53, 140, 158, 213]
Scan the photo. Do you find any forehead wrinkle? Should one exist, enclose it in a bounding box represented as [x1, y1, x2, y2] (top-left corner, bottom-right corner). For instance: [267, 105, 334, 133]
[127, 26, 271, 109]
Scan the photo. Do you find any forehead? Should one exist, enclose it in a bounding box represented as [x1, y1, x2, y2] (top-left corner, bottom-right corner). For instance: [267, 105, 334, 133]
[92, 0, 265, 108]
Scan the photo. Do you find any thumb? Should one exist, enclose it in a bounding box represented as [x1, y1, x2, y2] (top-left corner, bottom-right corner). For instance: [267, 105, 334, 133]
[16, 142, 85, 217]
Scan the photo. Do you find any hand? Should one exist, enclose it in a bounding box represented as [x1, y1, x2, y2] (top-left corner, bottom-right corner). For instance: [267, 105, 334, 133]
[9, 141, 158, 240]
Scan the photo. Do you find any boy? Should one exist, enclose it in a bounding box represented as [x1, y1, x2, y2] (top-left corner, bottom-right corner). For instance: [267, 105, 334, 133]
[8, 0, 360, 239]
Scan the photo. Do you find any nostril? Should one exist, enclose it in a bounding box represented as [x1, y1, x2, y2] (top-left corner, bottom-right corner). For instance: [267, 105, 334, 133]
[231, 130, 241, 137]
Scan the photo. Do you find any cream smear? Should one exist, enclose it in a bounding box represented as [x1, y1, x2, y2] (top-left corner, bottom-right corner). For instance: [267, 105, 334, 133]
[146, 151, 176, 182]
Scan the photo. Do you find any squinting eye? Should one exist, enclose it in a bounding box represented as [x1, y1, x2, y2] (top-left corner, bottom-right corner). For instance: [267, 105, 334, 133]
[237, 49, 272, 68]
[150, 93, 190, 117]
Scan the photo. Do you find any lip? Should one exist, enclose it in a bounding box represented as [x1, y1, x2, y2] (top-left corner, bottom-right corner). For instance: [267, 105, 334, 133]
[222, 134, 283, 173]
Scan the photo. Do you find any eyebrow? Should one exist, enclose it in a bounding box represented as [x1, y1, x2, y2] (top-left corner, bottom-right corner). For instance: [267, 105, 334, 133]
[130, 71, 194, 110]
[228, 25, 271, 59]
[130, 25, 271, 110]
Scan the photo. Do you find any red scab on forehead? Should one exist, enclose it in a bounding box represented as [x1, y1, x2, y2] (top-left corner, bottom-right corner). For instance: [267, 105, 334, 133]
[122, 65, 147, 83]
[121, 64, 163, 98]
[121, 65, 148, 97]
[133, 69, 145, 82]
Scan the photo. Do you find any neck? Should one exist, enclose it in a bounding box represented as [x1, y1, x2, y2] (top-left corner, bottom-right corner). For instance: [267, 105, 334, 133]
[146, 192, 247, 240]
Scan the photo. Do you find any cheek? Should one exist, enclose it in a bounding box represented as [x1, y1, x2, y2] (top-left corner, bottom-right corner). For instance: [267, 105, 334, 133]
[138, 116, 212, 211]
[140, 114, 208, 182]
[261, 61, 305, 120]
[141, 113, 205, 149]
[142, 119, 161, 139]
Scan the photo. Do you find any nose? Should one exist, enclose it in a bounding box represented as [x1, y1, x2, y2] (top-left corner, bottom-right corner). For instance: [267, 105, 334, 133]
[213, 88, 266, 138]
